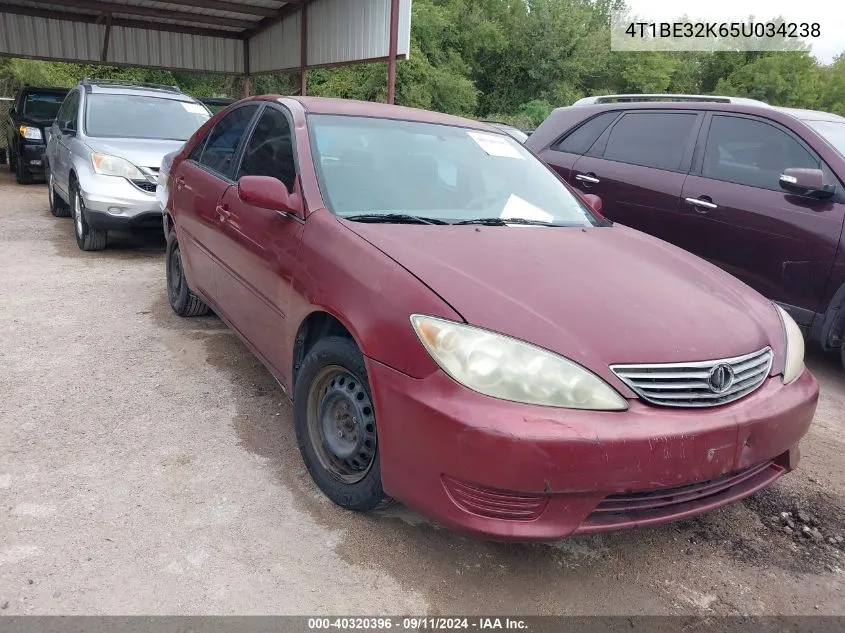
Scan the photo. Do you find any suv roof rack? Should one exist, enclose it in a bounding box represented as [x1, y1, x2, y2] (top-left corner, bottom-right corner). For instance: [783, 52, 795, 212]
[80, 78, 182, 94]
[573, 94, 769, 107]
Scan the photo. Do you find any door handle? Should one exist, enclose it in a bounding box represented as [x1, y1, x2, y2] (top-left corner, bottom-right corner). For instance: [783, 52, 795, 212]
[175, 176, 186, 191]
[575, 173, 600, 185]
[685, 197, 718, 212]
[216, 204, 230, 223]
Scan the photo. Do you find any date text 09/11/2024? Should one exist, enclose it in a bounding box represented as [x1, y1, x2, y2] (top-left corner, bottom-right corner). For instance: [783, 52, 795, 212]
[623, 21, 821, 39]
[307, 617, 529, 630]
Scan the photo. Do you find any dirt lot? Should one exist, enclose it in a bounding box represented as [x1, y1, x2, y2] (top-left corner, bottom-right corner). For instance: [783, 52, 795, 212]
[0, 169, 843, 615]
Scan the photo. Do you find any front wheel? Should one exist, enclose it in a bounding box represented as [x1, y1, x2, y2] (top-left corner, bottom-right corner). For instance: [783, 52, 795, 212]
[70, 183, 107, 251]
[294, 336, 389, 512]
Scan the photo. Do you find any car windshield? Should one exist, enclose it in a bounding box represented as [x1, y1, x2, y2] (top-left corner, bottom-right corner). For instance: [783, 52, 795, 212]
[804, 119, 845, 157]
[309, 115, 597, 226]
[22, 92, 65, 119]
[85, 94, 210, 140]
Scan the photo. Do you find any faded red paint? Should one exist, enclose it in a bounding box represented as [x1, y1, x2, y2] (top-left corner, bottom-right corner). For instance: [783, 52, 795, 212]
[167, 96, 819, 540]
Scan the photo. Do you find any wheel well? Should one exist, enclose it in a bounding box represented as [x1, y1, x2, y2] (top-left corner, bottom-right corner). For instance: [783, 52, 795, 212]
[68, 170, 78, 187]
[293, 312, 354, 384]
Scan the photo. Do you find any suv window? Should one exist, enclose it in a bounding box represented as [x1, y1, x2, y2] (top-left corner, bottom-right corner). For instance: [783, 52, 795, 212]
[236, 107, 296, 191]
[552, 111, 618, 154]
[602, 112, 698, 171]
[58, 91, 80, 131]
[197, 104, 259, 177]
[702, 115, 819, 190]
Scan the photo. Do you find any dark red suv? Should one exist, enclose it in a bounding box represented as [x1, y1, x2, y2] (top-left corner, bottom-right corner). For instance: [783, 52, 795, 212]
[526, 94, 845, 369]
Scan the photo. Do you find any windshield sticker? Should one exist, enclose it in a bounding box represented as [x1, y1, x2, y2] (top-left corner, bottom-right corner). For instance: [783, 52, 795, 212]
[500, 195, 554, 222]
[182, 102, 209, 115]
[468, 131, 524, 159]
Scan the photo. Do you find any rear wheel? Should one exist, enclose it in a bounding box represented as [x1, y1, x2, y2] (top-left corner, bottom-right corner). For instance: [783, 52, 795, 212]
[48, 171, 70, 217]
[166, 229, 209, 317]
[70, 182, 107, 251]
[294, 336, 389, 512]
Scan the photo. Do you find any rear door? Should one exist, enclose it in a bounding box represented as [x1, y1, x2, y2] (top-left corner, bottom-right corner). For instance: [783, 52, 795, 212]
[680, 113, 845, 322]
[171, 103, 260, 302]
[214, 104, 306, 385]
[569, 110, 702, 244]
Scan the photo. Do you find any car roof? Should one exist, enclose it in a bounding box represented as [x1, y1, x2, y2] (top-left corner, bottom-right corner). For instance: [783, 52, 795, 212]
[773, 106, 845, 123]
[277, 96, 498, 132]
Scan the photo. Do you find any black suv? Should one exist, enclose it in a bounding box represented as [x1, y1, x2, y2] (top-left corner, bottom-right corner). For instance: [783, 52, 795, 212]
[6, 86, 69, 184]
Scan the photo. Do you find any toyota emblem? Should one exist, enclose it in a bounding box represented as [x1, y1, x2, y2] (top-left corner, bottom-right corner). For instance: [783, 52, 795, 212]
[707, 363, 735, 393]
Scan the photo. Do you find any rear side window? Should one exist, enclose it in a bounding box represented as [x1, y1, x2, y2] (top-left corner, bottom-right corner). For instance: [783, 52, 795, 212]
[602, 112, 698, 171]
[702, 115, 819, 190]
[552, 111, 618, 154]
[196, 104, 259, 177]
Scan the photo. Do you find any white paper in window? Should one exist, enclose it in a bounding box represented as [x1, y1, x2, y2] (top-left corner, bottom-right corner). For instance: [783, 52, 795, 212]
[182, 102, 209, 114]
[500, 194, 554, 222]
[468, 131, 524, 159]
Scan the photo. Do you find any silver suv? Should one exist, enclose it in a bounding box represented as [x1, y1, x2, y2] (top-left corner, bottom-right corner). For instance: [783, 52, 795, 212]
[45, 79, 210, 251]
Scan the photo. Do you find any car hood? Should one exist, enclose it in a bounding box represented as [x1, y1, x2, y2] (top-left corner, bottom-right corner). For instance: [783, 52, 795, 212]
[341, 221, 785, 385]
[84, 138, 186, 170]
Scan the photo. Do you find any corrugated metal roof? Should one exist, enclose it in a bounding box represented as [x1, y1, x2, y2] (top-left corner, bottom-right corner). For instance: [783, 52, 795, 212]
[251, 0, 412, 73]
[0, 0, 412, 75]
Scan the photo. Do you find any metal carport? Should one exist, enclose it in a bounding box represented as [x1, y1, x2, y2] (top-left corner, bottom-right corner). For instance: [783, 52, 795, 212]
[0, 0, 412, 103]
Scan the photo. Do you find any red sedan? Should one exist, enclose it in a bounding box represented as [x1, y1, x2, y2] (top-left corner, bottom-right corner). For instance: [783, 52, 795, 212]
[161, 96, 818, 540]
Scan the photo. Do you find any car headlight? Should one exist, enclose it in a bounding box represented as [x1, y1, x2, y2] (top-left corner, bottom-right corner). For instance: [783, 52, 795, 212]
[774, 304, 805, 384]
[411, 315, 628, 410]
[91, 153, 144, 179]
[19, 125, 42, 141]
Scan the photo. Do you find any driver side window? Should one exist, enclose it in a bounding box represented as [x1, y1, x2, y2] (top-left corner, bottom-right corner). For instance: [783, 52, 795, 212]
[236, 106, 297, 192]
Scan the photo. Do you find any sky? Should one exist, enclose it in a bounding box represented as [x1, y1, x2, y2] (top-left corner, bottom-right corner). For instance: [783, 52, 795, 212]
[620, 0, 845, 63]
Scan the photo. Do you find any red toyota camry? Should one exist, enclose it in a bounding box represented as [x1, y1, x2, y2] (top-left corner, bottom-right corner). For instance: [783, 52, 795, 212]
[160, 96, 818, 540]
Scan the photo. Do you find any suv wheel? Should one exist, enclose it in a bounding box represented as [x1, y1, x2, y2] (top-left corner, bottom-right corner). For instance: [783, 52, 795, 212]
[15, 155, 33, 185]
[166, 230, 210, 317]
[293, 336, 391, 512]
[48, 171, 70, 217]
[70, 182, 107, 251]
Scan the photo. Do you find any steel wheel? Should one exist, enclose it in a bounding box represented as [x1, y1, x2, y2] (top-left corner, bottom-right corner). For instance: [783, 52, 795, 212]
[306, 365, 377, 485]
[167, 244, 185, 306]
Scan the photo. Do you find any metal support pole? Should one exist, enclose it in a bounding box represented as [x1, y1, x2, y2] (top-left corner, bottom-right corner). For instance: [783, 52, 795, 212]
[386, 0, 399, 104]
[299, 4, 308, 96]
[100, 12, 112, 62]
[243, 38, 251, 97]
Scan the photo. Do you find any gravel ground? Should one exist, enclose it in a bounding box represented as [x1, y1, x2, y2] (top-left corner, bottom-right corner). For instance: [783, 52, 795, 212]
[0, 169, 843, 615]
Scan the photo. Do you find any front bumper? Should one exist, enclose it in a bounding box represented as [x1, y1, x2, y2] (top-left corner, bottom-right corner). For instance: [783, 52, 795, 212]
[19, 142, 47, 174]
[79, 173, 161, 231]
[369, 360, 818, 541]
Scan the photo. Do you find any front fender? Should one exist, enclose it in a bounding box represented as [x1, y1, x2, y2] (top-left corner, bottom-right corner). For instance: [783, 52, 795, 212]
[286, 209, 463, 387]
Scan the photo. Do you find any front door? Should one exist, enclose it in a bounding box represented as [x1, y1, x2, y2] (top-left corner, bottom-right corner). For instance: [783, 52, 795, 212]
[172, 103, 261, 302]
[568, 110, 702, 245]
[214, 105, 306, 385]
[680, 113, 845, 323]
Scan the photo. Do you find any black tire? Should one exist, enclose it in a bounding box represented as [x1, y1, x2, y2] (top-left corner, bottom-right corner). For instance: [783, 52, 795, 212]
[15, 154, 33, 185]
[70, 181, 107, 251]
[8, 148, 17, 172]
[47, 170, 70, 217]
[166, 229, 210, 317]
[841, 342, 845, 372]
[294, 336, 390, 512]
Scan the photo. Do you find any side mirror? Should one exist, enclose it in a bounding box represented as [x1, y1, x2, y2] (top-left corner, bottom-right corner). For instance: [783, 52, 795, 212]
[581, 193, 604, 217]
[779, 168, 835, 200]
[238, 175, 302, 215]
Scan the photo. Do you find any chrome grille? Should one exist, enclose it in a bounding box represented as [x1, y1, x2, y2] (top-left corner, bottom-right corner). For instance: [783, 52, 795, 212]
[610, 347, 773, 408]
